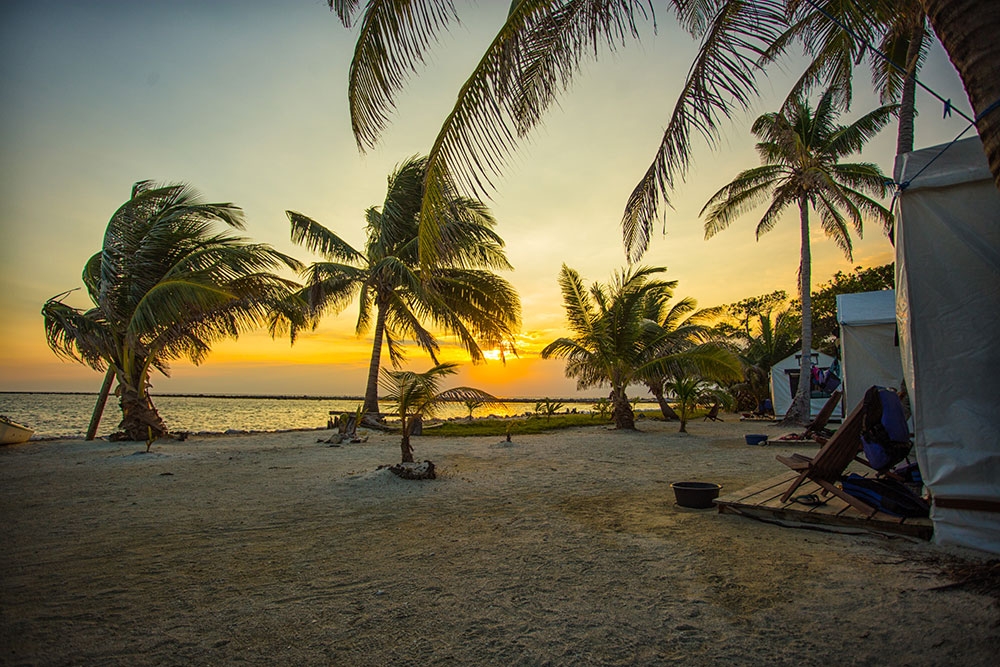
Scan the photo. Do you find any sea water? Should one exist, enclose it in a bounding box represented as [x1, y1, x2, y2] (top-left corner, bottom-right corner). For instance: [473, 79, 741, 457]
[0, 393, 657, 439]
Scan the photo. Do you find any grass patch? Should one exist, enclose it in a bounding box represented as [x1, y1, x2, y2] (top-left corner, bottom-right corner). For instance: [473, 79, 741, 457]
[423, 411, 660, 437]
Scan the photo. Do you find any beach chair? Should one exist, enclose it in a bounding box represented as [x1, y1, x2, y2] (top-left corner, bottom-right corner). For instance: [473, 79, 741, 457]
[703, 403, 723, 422]
[773, 389, 842, 443]
[775, 400, 877, 516]
[803, 390, 843, 443]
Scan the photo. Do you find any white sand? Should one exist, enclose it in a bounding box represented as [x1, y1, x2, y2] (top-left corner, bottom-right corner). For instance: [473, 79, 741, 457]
[1, 417, 997, 665]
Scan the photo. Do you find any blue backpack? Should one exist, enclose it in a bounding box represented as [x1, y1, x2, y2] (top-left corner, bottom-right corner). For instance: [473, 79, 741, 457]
[841, 473, 929, 518]
[860, 386, 912, 472]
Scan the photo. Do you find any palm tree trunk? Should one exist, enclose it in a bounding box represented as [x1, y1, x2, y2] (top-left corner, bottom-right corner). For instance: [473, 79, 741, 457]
[118, 381, 169, 441]
[889, 19, 925, 245]
[363, 304, 387, 416]
[896, 19, 926, 157]
[783, 197, 813, 426]
[85, 367, 116, 441]
[920, 0, 1000, 191]
[649, 383, 679, 420]
[610, 386, 635, 430]
[400, 415, 414, 463]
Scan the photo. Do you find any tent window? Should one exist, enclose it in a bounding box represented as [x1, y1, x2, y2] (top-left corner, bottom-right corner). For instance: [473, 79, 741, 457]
[786, 366, 838, 399]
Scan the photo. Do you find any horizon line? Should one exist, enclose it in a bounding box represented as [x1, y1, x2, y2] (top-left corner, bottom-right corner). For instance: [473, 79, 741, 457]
[0, 390, 623, 403]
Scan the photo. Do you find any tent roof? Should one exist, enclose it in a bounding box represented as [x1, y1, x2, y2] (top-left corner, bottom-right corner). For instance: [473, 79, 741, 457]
[894, 136, 992, 190]
[837, 290, 896, 326]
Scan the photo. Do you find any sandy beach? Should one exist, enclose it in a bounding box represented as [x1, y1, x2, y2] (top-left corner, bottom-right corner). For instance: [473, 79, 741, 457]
[2, 417, 997, 666]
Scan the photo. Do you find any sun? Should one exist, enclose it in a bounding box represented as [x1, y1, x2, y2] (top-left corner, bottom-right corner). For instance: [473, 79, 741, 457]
[482, 349, 504, 361]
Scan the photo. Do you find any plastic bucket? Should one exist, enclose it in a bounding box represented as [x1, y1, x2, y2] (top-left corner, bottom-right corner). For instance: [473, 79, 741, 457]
[670, 481, 722, 509]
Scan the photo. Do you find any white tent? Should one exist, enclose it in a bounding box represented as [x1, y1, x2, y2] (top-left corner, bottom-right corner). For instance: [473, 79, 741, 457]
[837, 290, 904, 411]
[895, 137, 1000, 554]
[769, 350, 843, 420]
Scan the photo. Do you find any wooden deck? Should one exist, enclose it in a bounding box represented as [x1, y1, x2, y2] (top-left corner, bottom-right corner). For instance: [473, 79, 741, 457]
[715, 466, 933, 540]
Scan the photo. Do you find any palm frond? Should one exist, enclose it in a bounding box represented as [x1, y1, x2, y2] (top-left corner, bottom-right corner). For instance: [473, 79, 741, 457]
[41, 298, 114, 370]
[329, 0, 363, 28]
[765, 0, 881, 110]
[347, 0, 460, 151]
[621, 0, 787, 261]
[288, 210, 365, 263]
[702, 165, 788, 237]
[753, 186, 796, 239]
[825, 103, 899, 157]
[813, 191, 855, 259]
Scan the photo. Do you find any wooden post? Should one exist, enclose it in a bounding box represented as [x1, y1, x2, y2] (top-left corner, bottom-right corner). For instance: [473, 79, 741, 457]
[85, 367, 115, 441]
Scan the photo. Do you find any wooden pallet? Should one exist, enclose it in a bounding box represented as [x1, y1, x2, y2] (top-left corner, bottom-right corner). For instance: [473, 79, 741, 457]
[715, 466, 933, 540]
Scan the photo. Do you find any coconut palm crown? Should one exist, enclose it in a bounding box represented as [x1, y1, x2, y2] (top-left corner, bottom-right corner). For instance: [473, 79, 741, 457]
[284, 155, 520, 416]
[42, 181, 305, 442]
[542, 264, 740, 430]
[701, 88, 895, 424]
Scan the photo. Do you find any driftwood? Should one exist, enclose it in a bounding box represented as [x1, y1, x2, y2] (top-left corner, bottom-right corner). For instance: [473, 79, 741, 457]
[389, 460, 436, 480]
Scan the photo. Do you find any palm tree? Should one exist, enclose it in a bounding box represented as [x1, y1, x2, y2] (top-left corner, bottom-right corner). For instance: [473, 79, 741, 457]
[761, 1, 930, 156]
[637, 291, 729, 422]
[726, 305, 801, 411]
[42, 181, 304, 443]
[285, 155, 520, 416]
[380, 362, 503, 463]
[701, 89, 895, 424]
[331, 1, 997, 263]
[541, 265, 740, 430]
[666, 374, 734, 433]
[463, 398, 485, 420]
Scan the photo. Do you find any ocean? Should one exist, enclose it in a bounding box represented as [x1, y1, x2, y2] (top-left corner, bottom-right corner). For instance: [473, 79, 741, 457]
[0, 392, 658, 439]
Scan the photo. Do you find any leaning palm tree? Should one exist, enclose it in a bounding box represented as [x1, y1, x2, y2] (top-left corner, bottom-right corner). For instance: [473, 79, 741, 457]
[701, 89, 895, 424]
[284, 155, 520, 416]
[42, 181, 304, 442]
[380, 362, 503, 463]
[542, 265, 740, 430]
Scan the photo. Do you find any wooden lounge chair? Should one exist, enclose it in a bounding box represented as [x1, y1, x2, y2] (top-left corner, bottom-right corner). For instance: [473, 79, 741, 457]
[775, 400, 877, 516]
[773, 389, 842, 443]
[703, 403, 723, 422]
[804, 389, 843, 443]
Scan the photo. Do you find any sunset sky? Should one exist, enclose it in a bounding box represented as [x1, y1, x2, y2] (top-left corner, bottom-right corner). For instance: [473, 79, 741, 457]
[0, 0, 974, 399]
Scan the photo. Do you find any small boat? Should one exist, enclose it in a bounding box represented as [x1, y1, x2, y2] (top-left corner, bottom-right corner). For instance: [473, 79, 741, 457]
[0, 415, 34, 445]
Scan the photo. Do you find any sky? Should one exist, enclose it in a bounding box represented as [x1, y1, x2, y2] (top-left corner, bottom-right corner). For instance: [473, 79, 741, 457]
[0, 0, 974, 399]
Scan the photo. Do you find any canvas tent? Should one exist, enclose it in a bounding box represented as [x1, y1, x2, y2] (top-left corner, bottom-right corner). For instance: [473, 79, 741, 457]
[895, 137, 1000, 554]
[769, 350, 843, 420]
[837, 290, 904, 411]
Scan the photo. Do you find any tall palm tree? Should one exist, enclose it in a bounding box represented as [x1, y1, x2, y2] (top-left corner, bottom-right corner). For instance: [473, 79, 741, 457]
[761, 0, 930, 245]
[333, 1, 1000, 262]
[701, 89, 895, 424]
[285, 155, 520, 416]
[380, 362, 503, 462]
[541, 265, 740, 430]
[42, 181, 304, 442]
